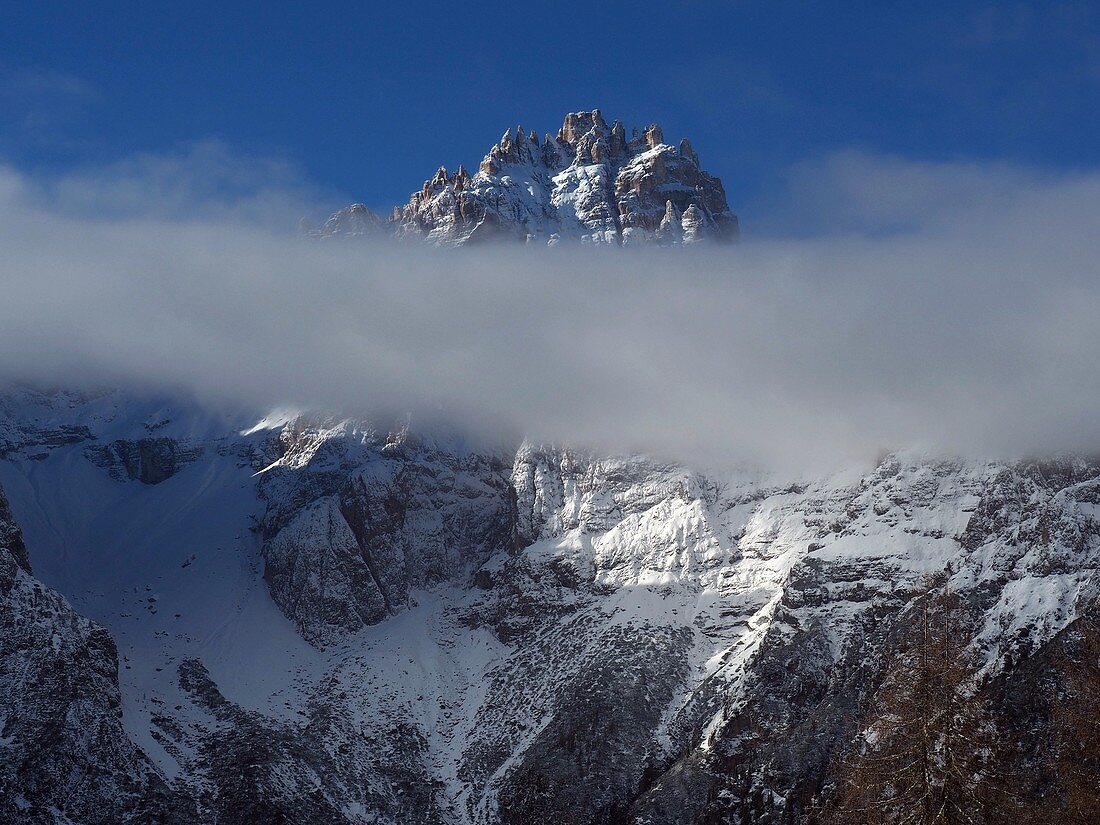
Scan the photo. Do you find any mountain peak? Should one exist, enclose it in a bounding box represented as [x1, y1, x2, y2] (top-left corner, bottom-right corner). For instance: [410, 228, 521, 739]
[314, 109, 739, 246]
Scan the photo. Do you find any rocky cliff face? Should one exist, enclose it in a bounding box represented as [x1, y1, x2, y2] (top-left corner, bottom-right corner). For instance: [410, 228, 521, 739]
[313, 109, 739, 246]
[0, 391, 1096, 824]
[85, 437, 205, 484]
[253, 416, 515, 646]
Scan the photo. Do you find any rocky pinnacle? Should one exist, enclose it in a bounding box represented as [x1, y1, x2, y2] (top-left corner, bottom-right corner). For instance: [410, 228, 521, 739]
[312, 109, 739, 246]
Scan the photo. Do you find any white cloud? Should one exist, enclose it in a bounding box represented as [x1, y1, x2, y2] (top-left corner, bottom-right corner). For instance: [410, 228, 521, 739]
[1, 147, 1099, 471]
[0, 68, 98, 100]
[28, 139, 344, 225]
[0, 68, 100, 153]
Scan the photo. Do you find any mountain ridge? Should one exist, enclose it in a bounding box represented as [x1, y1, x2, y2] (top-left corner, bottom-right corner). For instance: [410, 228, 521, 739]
[309, 109, 739, 246]
[0, 386, 1096, 823]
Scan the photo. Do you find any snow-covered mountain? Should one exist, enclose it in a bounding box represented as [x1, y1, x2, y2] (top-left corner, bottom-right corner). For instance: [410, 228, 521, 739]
[1, 386, 1096, 823]
[310, 110, 739, 246]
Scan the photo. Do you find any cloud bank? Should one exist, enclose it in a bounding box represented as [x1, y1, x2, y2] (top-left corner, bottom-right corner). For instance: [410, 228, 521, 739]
[1, 148, 1099, 470]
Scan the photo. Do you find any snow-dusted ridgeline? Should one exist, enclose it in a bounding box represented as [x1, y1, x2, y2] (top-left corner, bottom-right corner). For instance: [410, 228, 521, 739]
[0, 386, 1097, 823]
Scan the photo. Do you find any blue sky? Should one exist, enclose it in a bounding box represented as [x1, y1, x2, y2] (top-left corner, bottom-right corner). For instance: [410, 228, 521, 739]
[3, 2, 1100, 460]
[2, 1, 1098, 223]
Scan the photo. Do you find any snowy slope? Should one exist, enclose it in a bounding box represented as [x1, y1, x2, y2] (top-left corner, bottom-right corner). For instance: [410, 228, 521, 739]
[0, 388, 1097, 823]
[0, 467, 188, 824]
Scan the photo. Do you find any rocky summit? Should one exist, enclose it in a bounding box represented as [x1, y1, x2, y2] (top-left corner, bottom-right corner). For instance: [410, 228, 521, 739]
[311, 109, 739, 246]
[0, 386, 1097, 823]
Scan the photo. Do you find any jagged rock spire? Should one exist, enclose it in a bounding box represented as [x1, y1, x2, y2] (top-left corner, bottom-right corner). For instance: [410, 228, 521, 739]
[678, 138, 698, 166]
[644, 123, 664, 149]
[657, 199, 683, 244]
[610, 120, 626, 158]
[314, 109, 739, 245]
[559, 109, 609, 144]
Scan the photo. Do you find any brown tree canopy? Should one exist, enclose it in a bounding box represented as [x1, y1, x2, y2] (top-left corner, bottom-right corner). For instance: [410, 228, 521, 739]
[824, 588, 1022, 825]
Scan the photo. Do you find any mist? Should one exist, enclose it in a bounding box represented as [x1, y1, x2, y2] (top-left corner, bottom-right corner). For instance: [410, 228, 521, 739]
[2, 146, 1099, 471]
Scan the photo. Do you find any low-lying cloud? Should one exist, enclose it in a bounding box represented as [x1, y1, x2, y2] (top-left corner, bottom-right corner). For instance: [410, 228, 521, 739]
[2, 148, 1099, 471]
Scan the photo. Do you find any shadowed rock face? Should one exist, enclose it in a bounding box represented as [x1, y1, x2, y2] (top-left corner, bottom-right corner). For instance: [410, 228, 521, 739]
[312, 109, 739, 246]
[255, 416, 516, 646]
[0, 485, 191, 824]
[164, 659, 448, 825]
[0, 490, 29, 574]
[85, 437, 204, 484]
